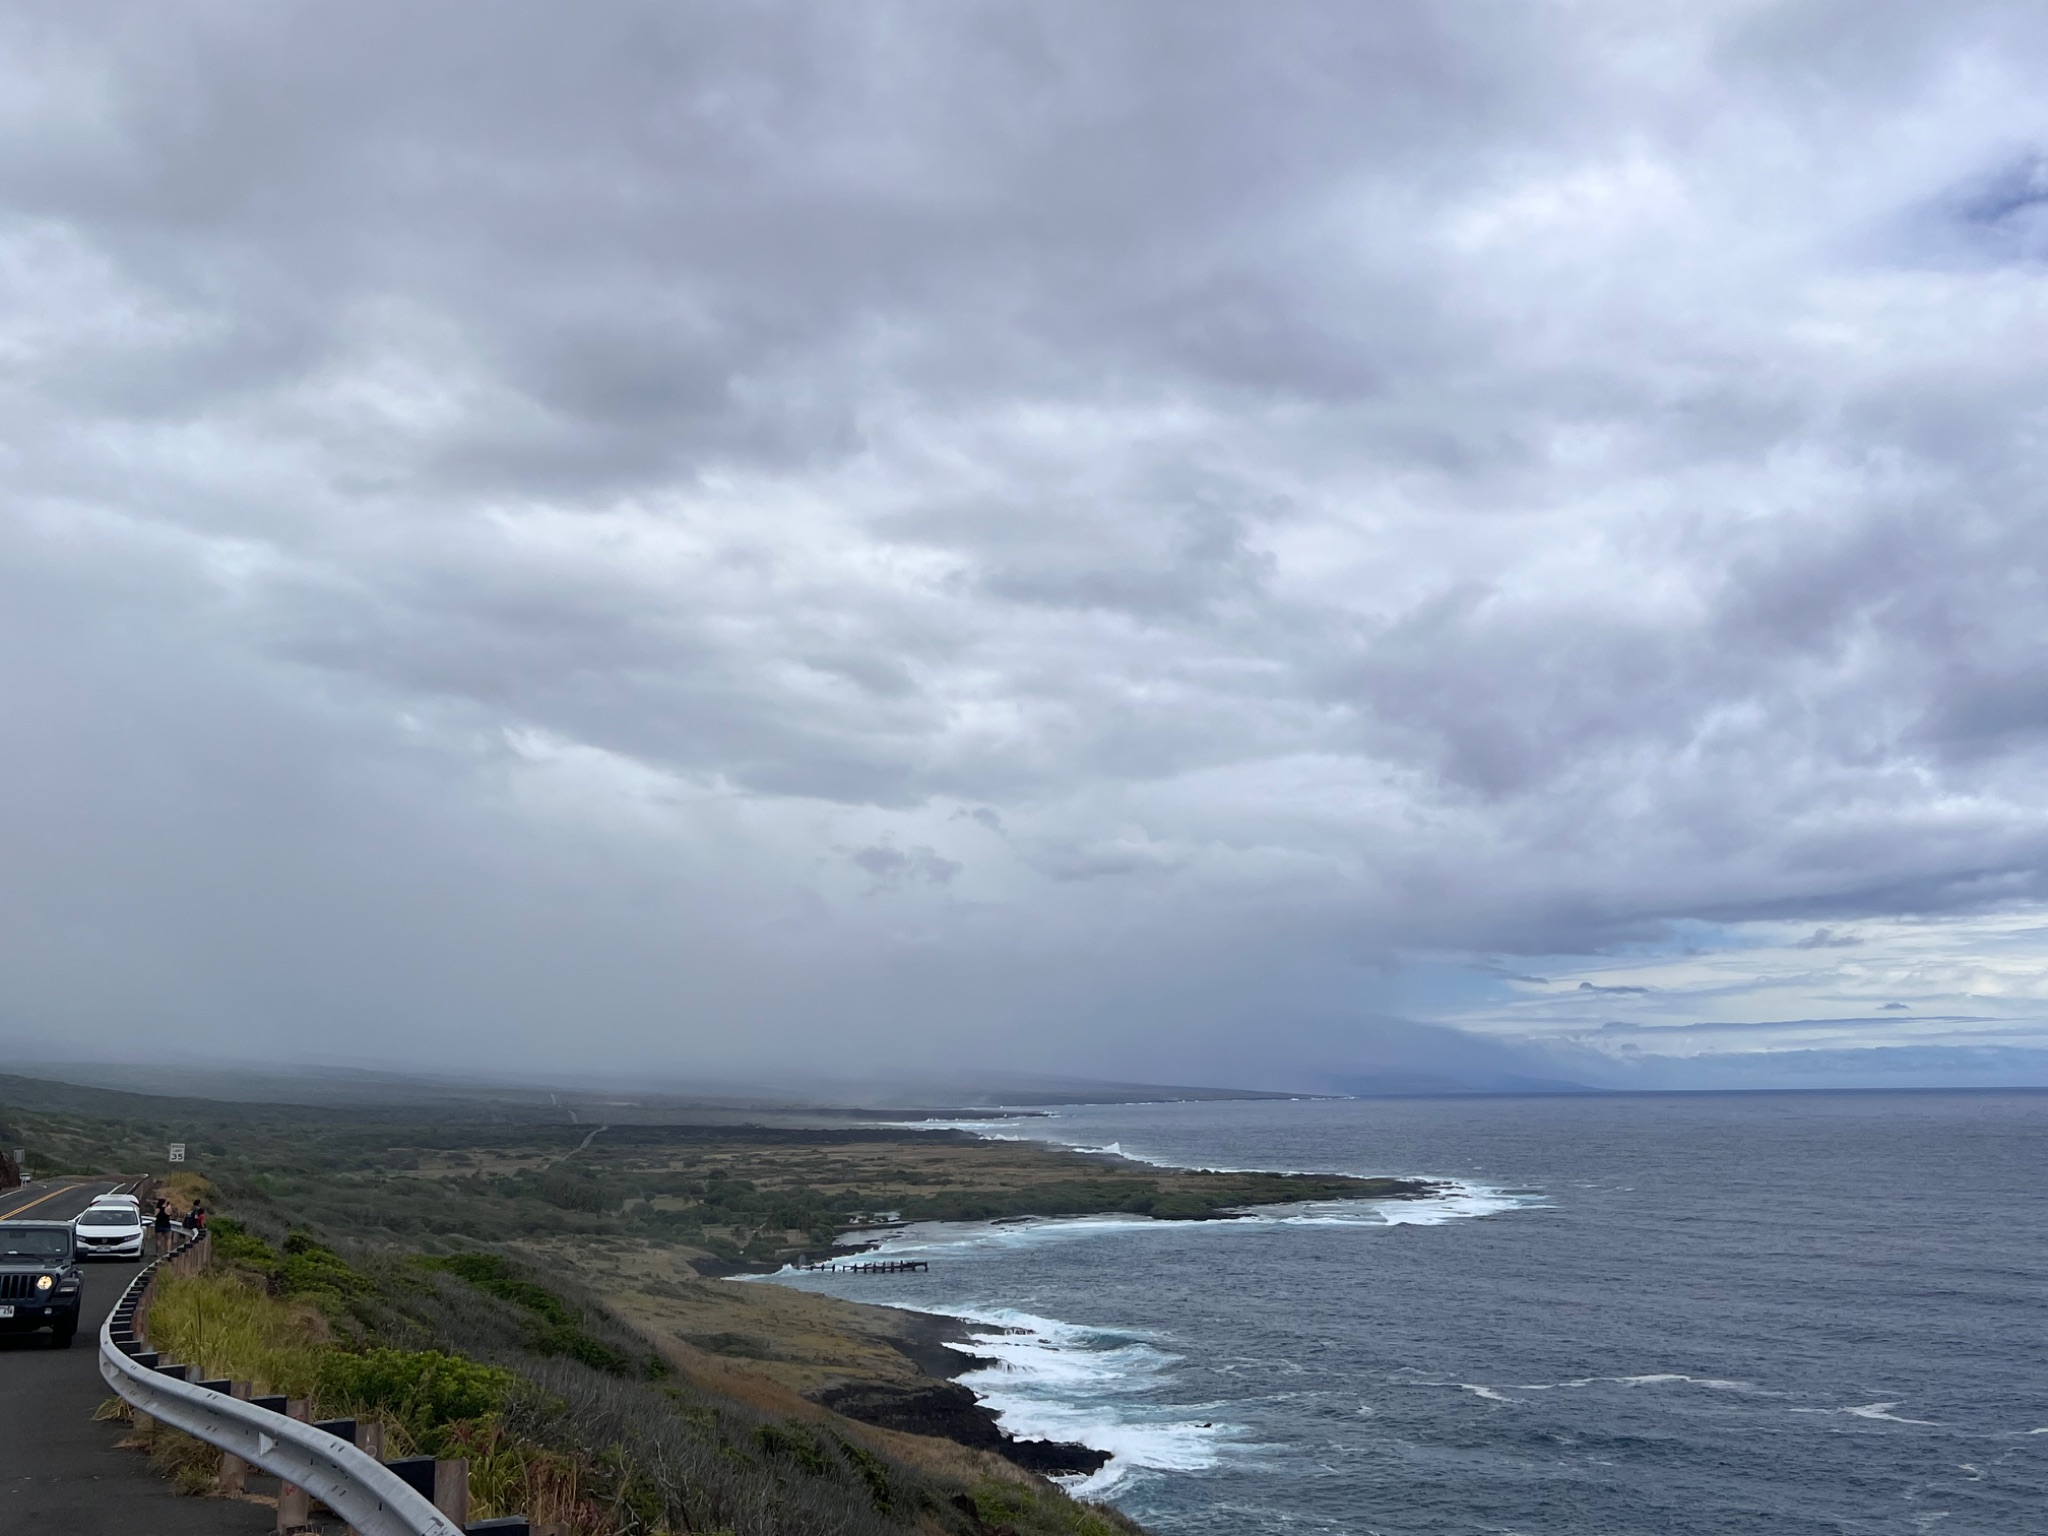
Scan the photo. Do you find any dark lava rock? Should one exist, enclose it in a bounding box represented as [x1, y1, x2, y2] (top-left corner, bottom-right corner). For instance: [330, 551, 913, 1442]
[818, 1382, 1111, 1476]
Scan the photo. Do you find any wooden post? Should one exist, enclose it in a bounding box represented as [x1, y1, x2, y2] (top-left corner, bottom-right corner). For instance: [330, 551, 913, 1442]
[218, 1382, 253, 1495]
[433, 1458, 470, 1528]
[277, 1400, 311, 1532]
[337, 1421, 385, 1536]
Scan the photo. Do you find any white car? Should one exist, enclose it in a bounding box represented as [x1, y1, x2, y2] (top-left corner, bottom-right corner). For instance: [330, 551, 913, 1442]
[73, 1200, 145, 1259]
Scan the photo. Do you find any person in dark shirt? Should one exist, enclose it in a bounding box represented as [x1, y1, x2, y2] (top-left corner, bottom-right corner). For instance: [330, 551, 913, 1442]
[152, 1198, 173, 1254]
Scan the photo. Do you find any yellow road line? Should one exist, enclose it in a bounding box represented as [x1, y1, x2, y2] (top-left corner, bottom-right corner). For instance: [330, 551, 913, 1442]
[0, 1180, 114, 1219]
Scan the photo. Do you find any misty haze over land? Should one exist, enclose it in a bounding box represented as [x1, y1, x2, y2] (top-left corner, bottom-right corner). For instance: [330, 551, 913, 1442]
[1, 2, 2045, 1092]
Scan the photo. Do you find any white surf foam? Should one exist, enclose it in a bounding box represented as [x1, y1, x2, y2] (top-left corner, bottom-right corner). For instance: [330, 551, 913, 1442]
[876, 1118, 1045, 1140]
[831, 1214, 1173, 1262]
[799, 1179, 1545, 1267]
[880, 1112, 1548, 1227]
[1410, 1371, 1765, 1405]
[1787, 1401, 1942, 1425]
[1521, 1373, 1759, 1393]
[1844, 1402, 1942, 1425]
[930, 1306, 1230, 1497]
[1459, 1383, 1519, 1404]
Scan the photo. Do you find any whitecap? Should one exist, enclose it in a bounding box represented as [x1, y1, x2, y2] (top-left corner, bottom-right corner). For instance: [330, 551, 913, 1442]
[1845, 1402, 1942, 1425]
[1787, 1402, 1941, 1425]
[1513, 1373, 1760, 1394]
[1458, 1384, 1520, 1404]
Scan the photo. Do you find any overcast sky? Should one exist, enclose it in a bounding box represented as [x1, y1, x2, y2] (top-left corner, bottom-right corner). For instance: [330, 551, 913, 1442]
[3, 1, 2044, 1092]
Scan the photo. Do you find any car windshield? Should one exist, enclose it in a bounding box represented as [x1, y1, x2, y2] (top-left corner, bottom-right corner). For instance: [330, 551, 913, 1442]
[78, 1209, 138, 1227]
[0, 1226, 70, 1259]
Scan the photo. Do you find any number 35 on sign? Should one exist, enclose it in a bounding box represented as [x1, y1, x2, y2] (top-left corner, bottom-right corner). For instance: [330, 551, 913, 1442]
[168, 1143, 185, 1163]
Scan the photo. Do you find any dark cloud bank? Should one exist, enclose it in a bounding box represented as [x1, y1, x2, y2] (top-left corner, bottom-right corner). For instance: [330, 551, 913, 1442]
[2, 2, 2045, 1091]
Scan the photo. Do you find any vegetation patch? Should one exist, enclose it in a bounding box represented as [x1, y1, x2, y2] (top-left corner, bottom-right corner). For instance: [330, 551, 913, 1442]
[141, 1267, 326, 1397]
[318, 1348, 517, 1454]
[686, 1331, 777, 1359]
[422, 1251, 635, 1375]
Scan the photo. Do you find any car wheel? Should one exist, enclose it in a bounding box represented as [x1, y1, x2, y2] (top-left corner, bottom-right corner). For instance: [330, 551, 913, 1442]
[51, 1325, 75, 1348]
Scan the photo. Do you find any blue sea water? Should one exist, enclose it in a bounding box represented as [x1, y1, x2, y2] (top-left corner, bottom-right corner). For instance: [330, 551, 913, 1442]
[764, 1090, 2047, 1535]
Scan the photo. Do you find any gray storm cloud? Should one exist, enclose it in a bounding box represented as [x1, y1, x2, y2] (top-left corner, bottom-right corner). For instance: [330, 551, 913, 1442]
[0, 1, 2044, 1086]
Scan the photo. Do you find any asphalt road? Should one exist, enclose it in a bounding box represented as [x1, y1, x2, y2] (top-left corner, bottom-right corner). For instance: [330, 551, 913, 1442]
[0, 1177, 274, 1534]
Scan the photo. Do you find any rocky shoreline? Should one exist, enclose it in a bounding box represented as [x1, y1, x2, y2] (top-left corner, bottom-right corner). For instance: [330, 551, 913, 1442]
[707, 1179, 1446, 1479]
[679, 1154, 1447, 1483]
[823, 1306, 1111, 1476]
[683, 1248, 1114, 1476]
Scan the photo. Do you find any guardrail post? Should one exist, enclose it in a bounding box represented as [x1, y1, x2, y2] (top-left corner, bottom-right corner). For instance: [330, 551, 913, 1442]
[344, 1419, 383, 1535]
[338, 1425, 387, 1536]
[433, 1459, 469, 1528]
[278, 1399, 312, 1532]
[219, 1382, 253, 1495]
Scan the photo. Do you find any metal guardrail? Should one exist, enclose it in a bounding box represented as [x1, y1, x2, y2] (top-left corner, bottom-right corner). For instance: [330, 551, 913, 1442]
[98, 1235, 464, 1536]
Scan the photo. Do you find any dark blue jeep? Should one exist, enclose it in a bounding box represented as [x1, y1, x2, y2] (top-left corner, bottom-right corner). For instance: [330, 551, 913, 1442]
[0, 1222, 84, 1346]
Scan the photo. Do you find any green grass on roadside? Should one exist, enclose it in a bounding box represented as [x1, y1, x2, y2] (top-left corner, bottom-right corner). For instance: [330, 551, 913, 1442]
[142, 1268, 325, 1397]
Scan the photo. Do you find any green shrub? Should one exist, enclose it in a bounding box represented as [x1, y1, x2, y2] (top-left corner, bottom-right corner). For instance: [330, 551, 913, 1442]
[421, 1251, 513, 1285]
[276, 1232, 370, 1300]
[317, 1348, 515, 1453]
[834, 1434, 895, 1513]
[207, 1216, 281, 1271]
[526, 1320, 632, 1375]
[754, 1422, 832, 1478]
[422, 1253, 572, 1323]
[421, 1252, 629, 1374]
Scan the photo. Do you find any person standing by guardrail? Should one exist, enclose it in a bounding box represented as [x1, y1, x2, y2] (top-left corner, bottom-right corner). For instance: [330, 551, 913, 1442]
[151, 1197, 173, 1255]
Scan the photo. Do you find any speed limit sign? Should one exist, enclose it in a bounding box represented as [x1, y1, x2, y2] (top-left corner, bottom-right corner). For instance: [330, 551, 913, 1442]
[168, 1143, 186, 1163]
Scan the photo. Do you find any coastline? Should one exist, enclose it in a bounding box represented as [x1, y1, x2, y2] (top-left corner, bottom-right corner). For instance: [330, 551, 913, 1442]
[740, 1113, 1506, 1494]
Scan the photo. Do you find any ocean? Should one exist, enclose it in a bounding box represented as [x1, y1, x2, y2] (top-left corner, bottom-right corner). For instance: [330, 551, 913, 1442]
[761, 1090, 2047, 1535]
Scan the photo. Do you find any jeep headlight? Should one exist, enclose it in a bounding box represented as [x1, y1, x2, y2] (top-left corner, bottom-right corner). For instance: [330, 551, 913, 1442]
[35, 1273, 53, 1292]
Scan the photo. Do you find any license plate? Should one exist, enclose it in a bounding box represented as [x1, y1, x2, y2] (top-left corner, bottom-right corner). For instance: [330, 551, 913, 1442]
[0, 1305, 13, 1318]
